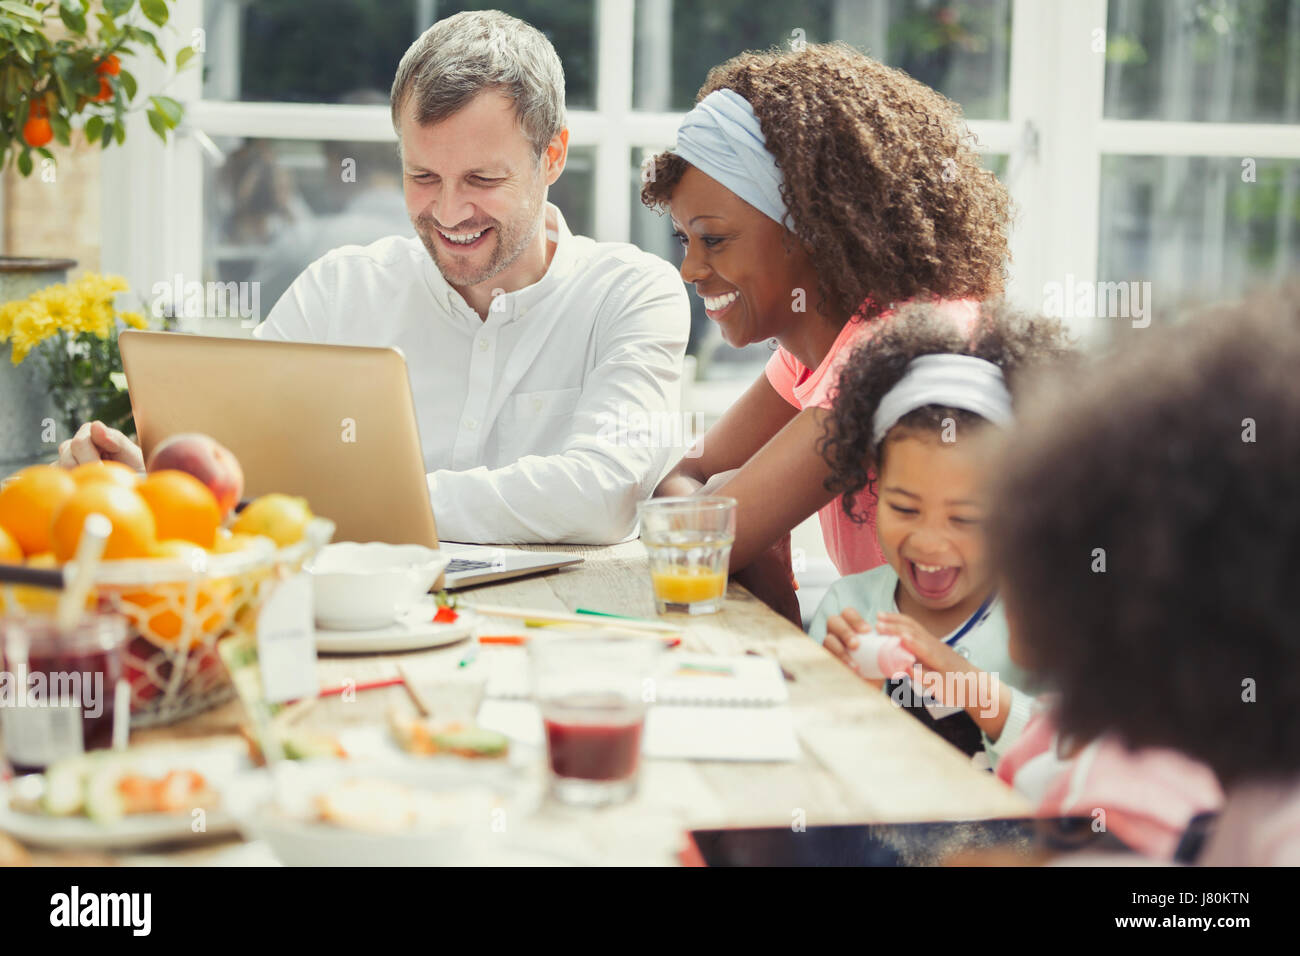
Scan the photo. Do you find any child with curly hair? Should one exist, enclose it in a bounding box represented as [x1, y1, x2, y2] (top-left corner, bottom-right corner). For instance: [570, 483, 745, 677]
[810, 301, 1073, 765]
[990, 285, 1300, 864]
[642, 43, 1010, 623]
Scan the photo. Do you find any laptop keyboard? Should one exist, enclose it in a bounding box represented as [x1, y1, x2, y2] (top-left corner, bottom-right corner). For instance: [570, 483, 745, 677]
[446, 557, 495, 573]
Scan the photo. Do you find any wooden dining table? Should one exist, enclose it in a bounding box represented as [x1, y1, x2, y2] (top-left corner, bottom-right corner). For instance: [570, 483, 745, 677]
[109, 540, 1029, 865]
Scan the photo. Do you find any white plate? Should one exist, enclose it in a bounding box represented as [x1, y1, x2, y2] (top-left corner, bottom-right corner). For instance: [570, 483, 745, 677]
[314, 601, 475, 654]
[0, 742, 247, 851]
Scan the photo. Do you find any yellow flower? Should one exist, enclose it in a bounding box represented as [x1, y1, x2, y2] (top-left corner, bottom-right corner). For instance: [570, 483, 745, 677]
[0, 272, 140, 362]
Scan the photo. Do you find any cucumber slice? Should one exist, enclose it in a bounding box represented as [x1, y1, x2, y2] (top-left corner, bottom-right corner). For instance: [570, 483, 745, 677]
[83, 765, 127, 825]
[431, 725, 509, 757]
[280, 731, 343, 761]
[41, 757, 90, 817]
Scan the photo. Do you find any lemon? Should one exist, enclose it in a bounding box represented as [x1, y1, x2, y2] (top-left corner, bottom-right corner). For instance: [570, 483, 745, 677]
[230, 494, 313, 548]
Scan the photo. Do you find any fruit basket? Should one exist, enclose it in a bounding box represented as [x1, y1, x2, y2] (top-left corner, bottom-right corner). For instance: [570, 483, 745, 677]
[85, 517, 335, 728]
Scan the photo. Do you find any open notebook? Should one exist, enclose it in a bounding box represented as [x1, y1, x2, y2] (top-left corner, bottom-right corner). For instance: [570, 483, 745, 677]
[477, 650, 800, 762]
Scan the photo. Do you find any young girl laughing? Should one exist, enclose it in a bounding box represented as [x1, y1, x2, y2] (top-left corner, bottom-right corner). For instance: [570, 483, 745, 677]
[810, 301, 1074, 765]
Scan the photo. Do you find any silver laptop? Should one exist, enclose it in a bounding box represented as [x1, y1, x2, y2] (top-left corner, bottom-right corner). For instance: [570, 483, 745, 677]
[119, 330, 582, 589]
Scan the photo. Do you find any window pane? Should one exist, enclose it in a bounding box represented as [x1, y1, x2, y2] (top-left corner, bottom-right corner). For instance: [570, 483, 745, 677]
[203, 0, 596, 109]
[1104, 0, 1300, 122]
[631, 147, 1010, 378]
[634, 0, 1012, 120]
[1098, 155, 1300, 313]
[202, 138, 593, 325]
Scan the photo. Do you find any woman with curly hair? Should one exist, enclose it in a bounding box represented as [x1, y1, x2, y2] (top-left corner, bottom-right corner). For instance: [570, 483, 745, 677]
[809, 300, 1073, 765]
[643, 43, 1010, 624]
[989, 285, 1300, 865]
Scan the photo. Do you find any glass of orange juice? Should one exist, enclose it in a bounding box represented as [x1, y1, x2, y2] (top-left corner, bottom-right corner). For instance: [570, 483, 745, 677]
[636, 497, 736, 615]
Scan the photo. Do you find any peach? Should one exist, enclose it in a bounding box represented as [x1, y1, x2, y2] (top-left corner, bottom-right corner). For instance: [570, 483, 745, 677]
[146, 433, 244, 519]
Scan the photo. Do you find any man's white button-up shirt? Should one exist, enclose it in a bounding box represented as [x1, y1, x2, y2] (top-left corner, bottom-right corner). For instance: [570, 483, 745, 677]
[254, 204, 690, 544]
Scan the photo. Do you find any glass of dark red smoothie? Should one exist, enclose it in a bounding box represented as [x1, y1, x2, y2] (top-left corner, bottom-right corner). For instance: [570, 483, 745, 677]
[529, 634, 663, 807]
[0, 612, 128, 774]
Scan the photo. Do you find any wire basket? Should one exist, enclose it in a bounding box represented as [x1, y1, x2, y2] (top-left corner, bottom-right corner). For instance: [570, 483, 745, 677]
[85, 517, 335, 728]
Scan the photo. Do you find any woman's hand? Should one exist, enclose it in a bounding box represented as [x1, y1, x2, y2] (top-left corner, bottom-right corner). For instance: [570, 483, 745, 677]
[697, 467, 740, 497]
[731, 534, 801, 627]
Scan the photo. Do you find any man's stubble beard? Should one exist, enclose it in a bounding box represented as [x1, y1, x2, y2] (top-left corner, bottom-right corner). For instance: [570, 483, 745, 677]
[414, 179, 546, 292]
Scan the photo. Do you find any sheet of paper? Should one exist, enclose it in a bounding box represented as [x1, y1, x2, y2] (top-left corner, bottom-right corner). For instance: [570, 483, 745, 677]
[476, 699, 800, 763]
[484, 650, 788, 706]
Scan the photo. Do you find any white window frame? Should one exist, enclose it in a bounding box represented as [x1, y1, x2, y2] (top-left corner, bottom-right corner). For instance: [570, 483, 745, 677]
[101, 0, 1300, 344]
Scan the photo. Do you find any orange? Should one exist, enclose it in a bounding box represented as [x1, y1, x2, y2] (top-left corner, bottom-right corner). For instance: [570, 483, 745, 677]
[119, 540, 234, 645]
[22, 115, 52, 147]
[0, 465, 77, 556]
[95, 55, 121, 76]
[0, 525, 21, 563]
[0, 552, 67, 615]
[230, 494, 313, 547]
[50, 482, 157, 562]
[69, 460, 139, 489]
[136, 470, 221, 549]
[93, 77, 113, 102]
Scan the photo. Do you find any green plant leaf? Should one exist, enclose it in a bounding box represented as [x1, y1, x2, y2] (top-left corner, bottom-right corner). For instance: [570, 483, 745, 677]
[119, 67, 136, 100]
[149, 93, 181, 126]
[12, 32, 33, 62]
[112, 118, 124, 143]
[0, 2, 43, 24]
[139, 0, 166, 27]
[58, 3, 86, 34]
[146, 106, 166, 138]
[17, 147, 31, 175]
[83, 113, 102, 142]
[99, 119, 112, 146]
[49, 110, 70, 145]
[103, 0, 132, 15]
[96, 11, 119, 39]
[175, 45, 194, 69]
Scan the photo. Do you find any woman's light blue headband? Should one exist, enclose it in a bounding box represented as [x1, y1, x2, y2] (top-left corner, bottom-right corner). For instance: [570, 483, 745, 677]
[669, 88, 790, 228]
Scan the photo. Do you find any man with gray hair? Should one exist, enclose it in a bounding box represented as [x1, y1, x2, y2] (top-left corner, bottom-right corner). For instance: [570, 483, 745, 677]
[61, 11, 689, 545]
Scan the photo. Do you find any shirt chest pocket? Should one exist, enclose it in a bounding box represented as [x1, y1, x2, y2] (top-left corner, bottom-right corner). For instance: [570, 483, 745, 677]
[495, 387, 583, 457]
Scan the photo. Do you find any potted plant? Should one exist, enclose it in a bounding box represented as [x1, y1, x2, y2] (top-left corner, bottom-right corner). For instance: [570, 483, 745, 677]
[0, 0, 188, 465]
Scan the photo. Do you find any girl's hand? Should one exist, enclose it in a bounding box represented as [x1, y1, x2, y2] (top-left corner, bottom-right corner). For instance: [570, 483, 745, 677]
[876, 612, 1012, 739]
[875, 612, 978, 706]
[822, 607, 871, 667]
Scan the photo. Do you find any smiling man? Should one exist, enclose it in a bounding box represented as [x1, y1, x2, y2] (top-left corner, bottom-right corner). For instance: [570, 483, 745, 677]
[61, 11, 689, 544]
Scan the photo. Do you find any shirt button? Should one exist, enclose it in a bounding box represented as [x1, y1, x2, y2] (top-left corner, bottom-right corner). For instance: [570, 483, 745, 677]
[465, 418, 478, 431]
[478, 339, 490, 352]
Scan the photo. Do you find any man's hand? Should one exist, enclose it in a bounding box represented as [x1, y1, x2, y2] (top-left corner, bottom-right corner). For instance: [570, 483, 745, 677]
[58, 421, 145, 471]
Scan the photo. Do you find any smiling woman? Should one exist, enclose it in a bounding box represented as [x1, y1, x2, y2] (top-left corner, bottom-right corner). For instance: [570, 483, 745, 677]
[641, 43, 1011, 624]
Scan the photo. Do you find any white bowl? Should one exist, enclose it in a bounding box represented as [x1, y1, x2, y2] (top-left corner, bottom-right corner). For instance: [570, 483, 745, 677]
[307, 542, 449, 630]
[224, 759, 507, 867]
